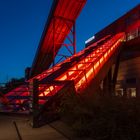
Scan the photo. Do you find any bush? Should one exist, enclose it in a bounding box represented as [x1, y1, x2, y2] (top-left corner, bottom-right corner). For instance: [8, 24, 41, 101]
[60, 92, 140, 139]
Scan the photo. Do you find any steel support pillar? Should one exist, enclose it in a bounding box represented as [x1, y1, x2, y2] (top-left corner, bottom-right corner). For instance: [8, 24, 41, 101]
[103, 61, 121, 97]
[112, 54, 121, 96]
[32, 79, 39, 128]
[52, 18, 56, 67]
[103, 68, 112, 96]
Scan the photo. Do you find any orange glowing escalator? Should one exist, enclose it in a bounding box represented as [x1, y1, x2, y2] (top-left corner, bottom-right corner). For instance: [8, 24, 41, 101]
[0, 33, 125, 113]
[36, 33, 125, 98]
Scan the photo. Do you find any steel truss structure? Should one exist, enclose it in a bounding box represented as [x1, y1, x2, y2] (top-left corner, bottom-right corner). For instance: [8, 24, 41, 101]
[52, 16, 76, 66]
[0, 2, 140, 128]
[30, 0, 87, 77]
[0, 33, 125, 127]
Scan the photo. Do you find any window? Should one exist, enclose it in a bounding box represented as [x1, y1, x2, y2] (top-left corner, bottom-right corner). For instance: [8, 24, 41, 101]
[126, 88, 136, 97]
[116, 88, 123, 97]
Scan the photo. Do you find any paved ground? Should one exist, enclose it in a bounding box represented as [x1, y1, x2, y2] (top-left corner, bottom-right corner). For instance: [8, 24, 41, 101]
[0, 115, 68, 140]
[0, 114, 93, 140]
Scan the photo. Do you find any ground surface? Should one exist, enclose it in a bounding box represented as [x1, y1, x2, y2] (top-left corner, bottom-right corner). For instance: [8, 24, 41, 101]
[0, 114, 91, 140]
[0, 115, 68, 140]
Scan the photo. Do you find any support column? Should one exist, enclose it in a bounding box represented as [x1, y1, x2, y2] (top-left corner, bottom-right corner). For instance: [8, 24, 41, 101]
[73, 21, 76, 54]
[53, 18, 56, 67]
[103, 75, 108, 96]
[103, 68, 112, 96]
[108, 68, 112, 96]
[112, 54, 121, 96]
[32, 79, 39, 128]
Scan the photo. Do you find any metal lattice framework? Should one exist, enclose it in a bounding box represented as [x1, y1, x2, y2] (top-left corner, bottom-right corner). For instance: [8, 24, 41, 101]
[30, 0, 87, 77]
[0, 33, 125, 114]
[51, 16, 76, 66]
[1, 1, 140, 128]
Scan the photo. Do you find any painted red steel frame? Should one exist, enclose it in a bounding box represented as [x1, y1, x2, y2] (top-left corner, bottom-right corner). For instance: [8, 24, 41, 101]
[0, 33, 125, 110]
[30, 0, 87, 77]
[1, 3, 140, 112]
[37, 33, 125, 97]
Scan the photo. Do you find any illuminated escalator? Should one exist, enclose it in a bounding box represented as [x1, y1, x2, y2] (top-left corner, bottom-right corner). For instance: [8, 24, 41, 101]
[0, 33, 125, 113]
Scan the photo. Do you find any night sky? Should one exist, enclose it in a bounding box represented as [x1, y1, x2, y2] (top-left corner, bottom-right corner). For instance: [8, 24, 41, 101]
[0, 0, 139, 83]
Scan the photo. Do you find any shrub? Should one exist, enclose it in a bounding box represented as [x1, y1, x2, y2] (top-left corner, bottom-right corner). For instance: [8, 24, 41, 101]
[60, 91, 140, 139]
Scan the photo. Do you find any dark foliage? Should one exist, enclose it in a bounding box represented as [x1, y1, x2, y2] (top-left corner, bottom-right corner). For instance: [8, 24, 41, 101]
[60, 92, 140, 140]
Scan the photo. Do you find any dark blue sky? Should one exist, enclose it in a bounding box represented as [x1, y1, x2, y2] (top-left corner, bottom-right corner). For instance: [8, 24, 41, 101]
[0, 0, 139, 83]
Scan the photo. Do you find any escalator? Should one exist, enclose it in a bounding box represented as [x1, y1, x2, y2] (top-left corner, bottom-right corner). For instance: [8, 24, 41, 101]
[0, 33, 125, 114]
